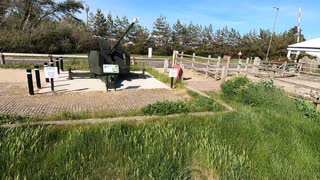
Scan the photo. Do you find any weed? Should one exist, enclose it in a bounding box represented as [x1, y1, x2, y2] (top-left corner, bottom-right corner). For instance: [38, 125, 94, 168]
[220, 76, 250, 97]
[142, 101, 189, 115]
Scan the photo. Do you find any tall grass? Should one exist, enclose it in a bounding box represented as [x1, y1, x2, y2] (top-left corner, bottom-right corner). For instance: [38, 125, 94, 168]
[1, 77, 320, 179]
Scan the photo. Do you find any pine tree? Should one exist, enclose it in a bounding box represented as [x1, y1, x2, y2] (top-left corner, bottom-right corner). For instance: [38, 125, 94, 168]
[172, 19, 186, 45]
[93, 9, 108, 37]
[106, 12, 114, 37]
[127, 25, 150, 54]
[87, 12, 95, 30]
[113, 16, 130, 40]
[186, 22, 202, 47]
[152, 15, 171, 48]
[202, 24, 214, 47]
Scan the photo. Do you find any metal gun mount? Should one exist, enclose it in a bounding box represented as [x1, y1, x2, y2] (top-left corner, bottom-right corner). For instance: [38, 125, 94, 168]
[68, 17, 144, 90]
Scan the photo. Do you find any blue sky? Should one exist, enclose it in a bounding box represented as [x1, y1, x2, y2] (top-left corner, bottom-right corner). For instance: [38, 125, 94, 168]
[78, 0, 320, 39]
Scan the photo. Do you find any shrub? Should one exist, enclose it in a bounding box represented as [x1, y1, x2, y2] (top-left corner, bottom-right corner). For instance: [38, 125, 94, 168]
[295, 99, 320, 120]
[221, 76, 250, 97]
[221, 77, 294, 109]
[0, 114, 26, 124]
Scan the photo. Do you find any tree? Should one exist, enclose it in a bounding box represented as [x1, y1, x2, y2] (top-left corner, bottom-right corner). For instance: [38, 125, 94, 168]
[106, 12, 114, 37]
[284, 26, 306, 45]
[202, 24, 214, 48]
[0, 0, 10, 25]
[5, 0, 83, 30]
[172, 19, 186, 45]
[152, 15, 171, 47]
[186, 22, 202, 47]
[93, 9, 108, 37]
[126, 25, 150, 54]
[113, 15, 130, 40]
[87, 12, 95, 30]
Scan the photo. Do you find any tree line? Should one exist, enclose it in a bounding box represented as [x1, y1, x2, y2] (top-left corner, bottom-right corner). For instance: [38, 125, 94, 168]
[0, 1, 305, 60]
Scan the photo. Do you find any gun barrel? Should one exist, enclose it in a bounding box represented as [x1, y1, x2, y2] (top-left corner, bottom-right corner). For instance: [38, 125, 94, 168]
[111, 21, 137, 54]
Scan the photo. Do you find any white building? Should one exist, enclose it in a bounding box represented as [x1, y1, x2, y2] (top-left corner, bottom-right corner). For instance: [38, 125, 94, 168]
[287, 38, 320, 60]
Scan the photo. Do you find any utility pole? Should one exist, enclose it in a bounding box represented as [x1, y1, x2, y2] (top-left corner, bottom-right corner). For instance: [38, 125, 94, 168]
[266, 7, 279, 61]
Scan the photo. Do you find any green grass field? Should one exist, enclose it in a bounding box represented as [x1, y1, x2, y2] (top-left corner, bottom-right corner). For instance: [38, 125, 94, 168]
[1, 77, 319, 179]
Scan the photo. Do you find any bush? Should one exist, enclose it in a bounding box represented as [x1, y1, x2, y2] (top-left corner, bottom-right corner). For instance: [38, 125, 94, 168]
[295, 99, 320, 120]
[221, 76, 250, 97]
[221, 77, 293, 109]
[0, 114, 26, 124]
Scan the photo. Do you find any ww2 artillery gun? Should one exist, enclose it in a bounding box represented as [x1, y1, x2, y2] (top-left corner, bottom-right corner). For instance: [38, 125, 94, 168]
[69, 17, 141, 90]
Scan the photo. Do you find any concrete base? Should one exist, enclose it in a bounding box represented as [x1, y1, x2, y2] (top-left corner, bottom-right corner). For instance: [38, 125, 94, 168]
[38, 71, 170, 94]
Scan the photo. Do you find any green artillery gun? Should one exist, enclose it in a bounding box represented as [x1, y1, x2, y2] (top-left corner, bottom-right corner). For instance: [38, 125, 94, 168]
[69, 17, 143, 90]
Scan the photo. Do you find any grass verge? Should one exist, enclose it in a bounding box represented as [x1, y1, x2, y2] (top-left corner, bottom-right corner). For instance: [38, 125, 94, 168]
[0, 77, 320, 179]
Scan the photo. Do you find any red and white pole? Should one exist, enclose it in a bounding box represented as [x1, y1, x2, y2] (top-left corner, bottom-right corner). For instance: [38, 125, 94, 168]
[297, 8, 301, 43]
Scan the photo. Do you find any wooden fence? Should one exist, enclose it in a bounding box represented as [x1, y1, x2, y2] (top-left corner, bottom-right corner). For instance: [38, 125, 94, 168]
[170, 51, 255, 81]
[1, 52, 319, 78]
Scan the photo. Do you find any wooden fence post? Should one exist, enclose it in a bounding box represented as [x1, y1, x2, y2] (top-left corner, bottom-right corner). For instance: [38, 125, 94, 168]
[270, 64, 277, 79]
[281, 61, 287, 77]
[215, 56, 221, 80]
[226, 56, 231, 77]
[221, 66, 227, 82]
[0, 53, 5, 64]
[192, 53, 195, 71]
[172, 50, 176, 67]
[237, 59, 242, 74]
[310, 60, 313, 73]
[252, 57, 261, 75]
[164, 59, 169, 73]
[206, 55, 211, 77]
[244, 58, 249, 73]
[180, 52, 184, 65]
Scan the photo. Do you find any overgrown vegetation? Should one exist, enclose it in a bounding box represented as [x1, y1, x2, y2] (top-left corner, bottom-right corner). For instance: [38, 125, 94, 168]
[1, 77, 320, 179]
[143, 101, 190, 115]
[142, 91, 223, 115]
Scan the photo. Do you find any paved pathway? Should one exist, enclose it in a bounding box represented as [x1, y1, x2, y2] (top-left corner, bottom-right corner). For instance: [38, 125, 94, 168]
[0, 82, 183, 116]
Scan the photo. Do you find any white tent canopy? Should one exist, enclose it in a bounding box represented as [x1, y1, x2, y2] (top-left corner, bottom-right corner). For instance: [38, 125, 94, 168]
[287, 38, 320, 59]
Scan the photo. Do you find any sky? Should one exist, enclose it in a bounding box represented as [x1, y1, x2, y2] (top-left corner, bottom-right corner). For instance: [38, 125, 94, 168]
[77, 0, 320, 39]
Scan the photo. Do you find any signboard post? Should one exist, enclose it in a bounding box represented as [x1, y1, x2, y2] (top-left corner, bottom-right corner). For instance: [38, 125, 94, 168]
[238, 51, 242, 59]
[103, 64, 120, 91]
[44, 66, 58, 93]
[168, 68, 178, 88]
